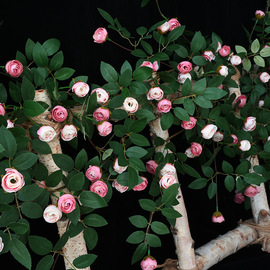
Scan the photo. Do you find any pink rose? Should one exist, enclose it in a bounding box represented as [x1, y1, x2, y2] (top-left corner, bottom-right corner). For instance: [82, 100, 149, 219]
[230, 55, 242, 65]
[238, 140, 251, 151]
[97, 121, 112, 136]
[60, 125, 77, 141]
[43, 205, 62, 223]
[146, 160, 158, 175]
[159, 174, 177, 189]
[255, 10, 265, 19]
[201, 124, 218, 139]
[190, 142, 202, 157]
[146, 87, 164, 101]
[177, 61, 192, 74]
[133, 177, 148, 191]
[5, 60, 23, 77]
[230, 134, 238, 145]
[85, 165, 102, 182]
[185, 147, 195, 158]
[212, 211, 225, 223]
[212, 131, 224, 142]
[91, 88, 109, 104]
[243, 116, 256, 132]
[160, 163, 176, 176]
[178, 72, 191, 84]
[181, 117, 197, 130]
[140, 256, 157, 270]
[51, 105, 68, 122]
[233, 95, 247, 108]
[219, 45, 231, 57]
[112, 180, 128, 193]
[157, 22, 170, 34]
[123, 97, 139, 113]
[216, 65, 228, 76]
[72, 82, 90, 97]
[157, 99, 172, 113]
[57, 194, 76, 214]
[37, 126, 57, 142]
[90, 180, 108, 197]
[260, 72, 270, 83]
[140, 61, 159, 72]
[244, 185, 260, 197]
[1, 168, 25, 193]
[113, 158, 128, 174]
[234, 191, 245, 204]
[93, 107, 110, 121]
[0, 104, 5, 116]
[202, 50, 215, 61]
[168, 18, 181, 31]
[93, 27, 108, 43]
[6, 119, 14, 128]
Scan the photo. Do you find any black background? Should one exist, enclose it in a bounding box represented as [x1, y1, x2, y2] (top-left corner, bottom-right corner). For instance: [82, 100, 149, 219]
[1, 0, 270, 269]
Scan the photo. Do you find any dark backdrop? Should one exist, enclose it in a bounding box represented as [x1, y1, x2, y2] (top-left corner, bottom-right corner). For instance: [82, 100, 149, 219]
[1, 0, 270, 269]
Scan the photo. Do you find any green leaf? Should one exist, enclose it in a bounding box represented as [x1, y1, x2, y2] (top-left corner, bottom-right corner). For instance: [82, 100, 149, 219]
[131, 49, 147, 58]
[43, 38, 60, 56]
[17, 184, 44, 201]
[139, 199, 156, 211]
[84, 227, 98, 251]
[21, 201, 43, 219]
[102, 148, 113, 161]
[0, 83, 7, 103]
[74, 149, 88, 170]
[151, 221, 170, 235]
[33, 42, 48, 67]
[182, 163, 201, 178]
[254, 55, 265, 67]
[224, 175, 235, 192]
[207, 182, 217, 199]
[31, 139, 52, 154]
[10, 239, 31, 269]
[146, 234, 161, 247]
[50, 51, 64, 70]
[130, 81, 148, 95]
[126, 146, 148, 158]
[251, 39, 260, 53]
[192, 55, 208, 66]
[80, 191, 108, 209]
[167, 25, 185, 42]
[193, 78, 206, 94]
[100, 61, 118, 83]
[0, 126, 17, 158]
[23, 100, 46, 117]
[45, 170, 62, 187]
[194, 95, 213, 108]
[25, 38, 35, 60]
[183, 98, 195, 115]
[191, 31, 206, 52]
[83, 213, 108, 227]
[28, 235, 52, 256]
[129, 215, 148, 228]
[21, 76, 35, 101]
[243, 58, 252, 72]
[174, 107, 190, 121]
[260, 46, 270, 57]
[52, 153, 74, 171]
[133, 66, 152, 82]
[126, 231, 145, 244]
[175, 45, 189, 58]
[129, 157, 147, 172]
[35, 255, 54, 270]
[160, 112, 173, 130]
[119, 69, 132, 87]
[68, 172, 85, 192]
[162, 183, 180, 205]
[9, 221, 29, 235]
[53, 231, 69, 251]
[135, 110, 155, 123]
[130, 133, 150, 147]
[235, 161, 250, 175]
[131, 242, 147, 264]
[188, 178, 208, 189]
[235, 45, 247, 55]
[222, 160, 234, 174]
[54, 67, 75, 80]
[203, 87, 227, 100]
[12, 152, 38, 170]
[111, 109, 128, 120]
[73, 254, 97, 268]
[208, 76, 225, 88]
[141, 40, 153, 55]
[98, 8, 115, 25]
[244, 173, 266, 185]
[34, 163, 48, 181]
[161, 207, 182, 219]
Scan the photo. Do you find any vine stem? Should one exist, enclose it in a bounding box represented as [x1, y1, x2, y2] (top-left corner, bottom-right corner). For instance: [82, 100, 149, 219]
[108, 38, 133, 52]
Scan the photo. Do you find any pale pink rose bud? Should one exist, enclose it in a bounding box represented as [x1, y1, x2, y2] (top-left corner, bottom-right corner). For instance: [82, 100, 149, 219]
[146, 160, 158, 175]
[216, 65, 228, 76]
[157, 98, 172, 113]
[90, 180, 108, 197]
[260, 72, 270, 83]
[258, 100, 264, 107]
[113, 158, 128, 174]
[177, 61, 193, 74]
[91, 88, 109, 104]
[238, 140, 251, 151]
[215, 42, 222, 52]
[133, 177, 148, 191]
[152, 61, 159, 72]
[233, 95, 247, 108]
[212, 131, 224, 142]
[181, 117, 197, 130]
[255, 10, 265, 19]
[86, 165, 102, 182]
[0, 104, 5, 116]
[1, 168, 25, 193]
[6, 119, 14, 128]
[160, 163, 176, 176]
[212, 211, 225, 223]
[43, 205, 62, 223]
[37, 126, 57, 142]
[185, 147, 195, 158]
[159, 174, 177, 189]
[57, 194, 76, 214]
[190, 142, 202, 157]
[72, 82, 90, 97]
[219, 45, 231, 57]
[51, 105, 68, 122]
[123, 97, 139, 113]
[93, 107, 110, 121]
[5, 60, 23, 77]
[146, 87, 164, 101]
[230, 55, 242, 65]
[0, 237, 4, 252]
[244, 185, 260, 197]
[140, 255, 157, 270]
[168, 18, 181, 31]
[230, 134, 238, 145]
[178, 72, 192, 84]
[202, 50, 215, 61]
[140, 61, 159, 72]
[234, 191, 245, 204]
[97, 121, 112, 136]
[201, 124, 218, 139]
[157, 21, 170, 34]
[218, 84, 223, 89]
[243, 116, 256, 132]
[60, 125, 77, 141]
[93, 27, 108, 43]
[112, 180, 128, 193]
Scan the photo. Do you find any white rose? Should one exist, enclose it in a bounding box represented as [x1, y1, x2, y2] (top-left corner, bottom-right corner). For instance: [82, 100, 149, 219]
[146, 87, 164, 101]
[91, 88, 109, 104]
[230, 55, 242, 65]
[238, 140, 251, 151]
[43, 205, 62, 223]
[159, 174, 177, 189]
[72, 82, 90, 97]
[0, 237, 4, 252]
[201, 124, 218, 139]
[216, 65, 228, 76]
[260, 72, 270, 83]
[160, 163, 176, 176]
[61, 125, 77, 141]
[123, 97, 138, 113]
[112, 180, 128, 193]
[37, 126, 57, 142]
[212, 131, 224, 142]
[178, 72, 192, 84]
[185, 147, 195, 158]
[113, 158, 128, 174]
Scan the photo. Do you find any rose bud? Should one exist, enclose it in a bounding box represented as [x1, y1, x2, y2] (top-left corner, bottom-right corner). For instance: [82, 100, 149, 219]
[230, 134, 238, 145]
[97, 121, 112, 136]
[177, 61, 193, 74]
[233, 95, 247, 108]
[216, 65, 228, 76]
[43, 205, 62, 223]
[0, 104, 5, 116]
[140, 61, 159, 72]
[190, 142, 202, 157]
[168, 18, 181, 31]
[243, 116, 256, 132]
[37, 126, 57, 142]
[255, 10, 265, 19]
[234, 190, 245, 204]
[202, 50, 215, 61]
[6, 119, 14, 128]
[86, 165, 102, 182]
[185, 147, 195, 158]
[113, 158, 128, 174]
[91, 88, 109, 104]
[133, 177, 148, 191]
[160, 163, 176, 176]
[90, 180, 108, 197]
[146, 87, 164, 101]
[212, 131, 224, 142]
[72, 81, 90, 97]
[238, 140, 251, 151]
[57, 194, 76, 214]
[215, 42, 222, 52]
[93, 27, 108, 43]
[230, 55, 242, 65]
[140, 255, 157, 270]
[212, 211, 225, 223]
[123, 97, 139, 113]
[260, 72, 270, 83]
[258, 100, 264, 107]
[219, 45, 231, 57]
[0, 237, 4, 253]
[244, 185, 261, 197]
[157, 21, 170, 34]
[201, 124, 218, 139]
[1, 168, 25, 193]
[112, 180, 128, 193]
[60, 125, 77, 141]
[157, 98, 172, 113]
[51, 105, 68, 122]
[181, 117, 197, 130]
[93, 107, 110, 121]
[146, 160, 158, 175]
[5, 60, 23, 77]
[178, 72, 192, 84]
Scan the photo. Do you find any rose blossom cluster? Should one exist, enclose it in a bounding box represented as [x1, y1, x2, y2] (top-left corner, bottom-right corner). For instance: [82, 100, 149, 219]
[177, 61, 192, 84]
